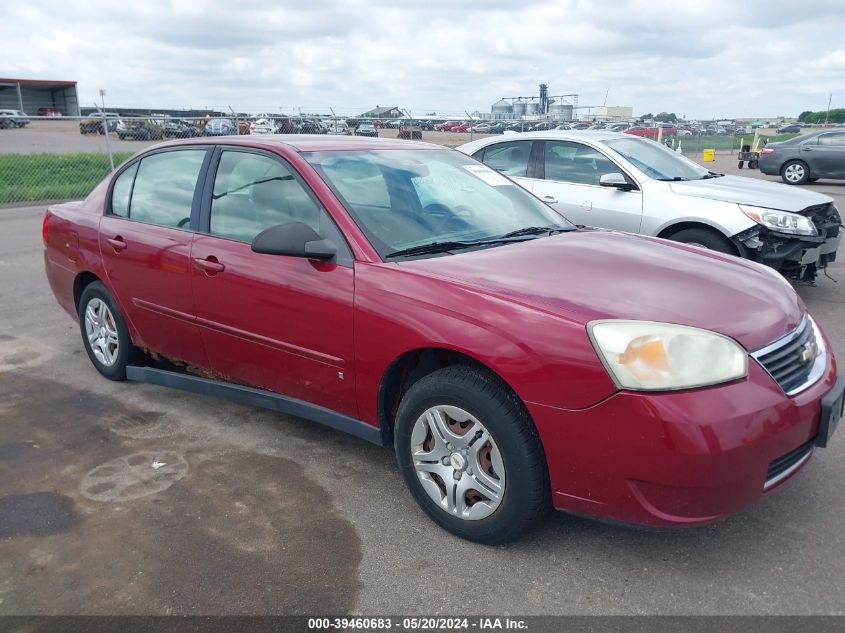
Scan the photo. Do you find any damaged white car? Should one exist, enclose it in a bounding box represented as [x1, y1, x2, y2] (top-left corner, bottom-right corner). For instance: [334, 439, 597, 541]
[458, 131, 842, 284]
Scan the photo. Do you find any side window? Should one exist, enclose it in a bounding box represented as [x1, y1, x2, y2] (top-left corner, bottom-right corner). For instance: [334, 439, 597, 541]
[209, 151, 329, 245]
[481, 141, 532, 177]
[129, 150, 206, 228]
[110, 163, 138, 217]
[819, 133, 845, 147]
[544, 141, 620, 186]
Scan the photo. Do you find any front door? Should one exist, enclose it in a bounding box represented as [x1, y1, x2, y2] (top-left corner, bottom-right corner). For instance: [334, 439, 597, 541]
[810, 132, 845, 178]
[98, 148, 210, 368]
[190, 148, 358, 417]
[530, 140, 643, 232]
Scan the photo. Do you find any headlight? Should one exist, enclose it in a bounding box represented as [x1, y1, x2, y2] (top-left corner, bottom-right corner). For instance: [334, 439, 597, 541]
[739, 205, 817, 236]
[588, 320, 748, 391]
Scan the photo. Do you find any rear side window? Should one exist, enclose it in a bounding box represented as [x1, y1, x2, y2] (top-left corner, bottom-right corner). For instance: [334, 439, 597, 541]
[110, 163, 138, 217]
[480, 141, 533, 177]
[127, 150, 206, 228]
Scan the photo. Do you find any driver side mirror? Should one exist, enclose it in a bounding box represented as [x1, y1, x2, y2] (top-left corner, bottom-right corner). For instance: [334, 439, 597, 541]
[599, 172, 636, 191]
[251, 222, 337, 261]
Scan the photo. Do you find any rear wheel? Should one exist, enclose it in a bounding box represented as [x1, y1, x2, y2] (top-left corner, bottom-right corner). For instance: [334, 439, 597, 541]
[394, 366, 550, 544]
[669, 227, 735, 254]
[781, 160, 809, 185]
[78, 282, 140, 381]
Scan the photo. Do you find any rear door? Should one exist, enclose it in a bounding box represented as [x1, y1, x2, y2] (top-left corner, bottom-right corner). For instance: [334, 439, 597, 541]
[191, 148, 358, 417]
[99, 148, 211, 367]
[472, 139, 536, 192]
[530, 140, 643, 231]
[810, 133, 845, 178]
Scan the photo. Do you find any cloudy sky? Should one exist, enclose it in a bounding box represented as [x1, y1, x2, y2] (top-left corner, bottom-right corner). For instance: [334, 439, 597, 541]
[2, 0, 844, 119]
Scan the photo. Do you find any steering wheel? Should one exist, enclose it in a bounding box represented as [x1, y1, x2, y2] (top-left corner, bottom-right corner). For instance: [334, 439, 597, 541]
[177, 217, 191, 228]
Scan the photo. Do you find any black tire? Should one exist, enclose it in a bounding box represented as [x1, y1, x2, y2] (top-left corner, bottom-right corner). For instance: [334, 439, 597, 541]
[669, 227, 735, 254]
[781, 160, 810, 185]
[394, 366, 550, 544]
[737, 161, 744, 169]
[749, 160, 759, 169]
[78, 281, 140, 381]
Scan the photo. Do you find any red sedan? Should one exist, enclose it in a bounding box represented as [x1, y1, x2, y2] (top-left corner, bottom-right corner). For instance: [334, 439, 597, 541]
[626, 125, 677, 139]
[43, 136, 843, 543]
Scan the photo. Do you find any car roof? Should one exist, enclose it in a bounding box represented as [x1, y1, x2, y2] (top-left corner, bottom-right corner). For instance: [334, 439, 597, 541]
[455, 130, 637, 155]
[487, 129, 630, 142]
[155, 134, 440, 152]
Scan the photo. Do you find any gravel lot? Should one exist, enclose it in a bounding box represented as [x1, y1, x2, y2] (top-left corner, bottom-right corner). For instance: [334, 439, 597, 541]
[0, 158, 844, 616]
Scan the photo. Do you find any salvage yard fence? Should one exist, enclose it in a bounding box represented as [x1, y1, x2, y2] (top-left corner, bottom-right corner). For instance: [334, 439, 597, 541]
[0, 115, 799, 206]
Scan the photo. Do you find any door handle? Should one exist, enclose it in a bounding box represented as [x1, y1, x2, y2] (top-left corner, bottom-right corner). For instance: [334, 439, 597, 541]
[541, 195, 558, 204]
[193, 257, 225, 274]
[106, 236, 127, 252]
[801, 147, 813, 151]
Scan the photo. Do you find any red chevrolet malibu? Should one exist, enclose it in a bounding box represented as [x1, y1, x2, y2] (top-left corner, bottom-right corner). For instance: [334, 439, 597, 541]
[43, 136, 843, 543]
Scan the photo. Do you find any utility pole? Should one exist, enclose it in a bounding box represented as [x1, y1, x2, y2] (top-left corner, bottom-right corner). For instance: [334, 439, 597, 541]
[98, 90, 114, 171]
[825, 93, 833, 124]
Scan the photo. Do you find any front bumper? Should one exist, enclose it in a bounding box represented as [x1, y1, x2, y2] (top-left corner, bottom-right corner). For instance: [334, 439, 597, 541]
[732, 225, 841, 273]
[529, 356, 838, 527]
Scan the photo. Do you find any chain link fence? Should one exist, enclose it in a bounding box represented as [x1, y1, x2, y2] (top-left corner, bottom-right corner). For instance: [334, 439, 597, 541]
[0, 112, 801, 205]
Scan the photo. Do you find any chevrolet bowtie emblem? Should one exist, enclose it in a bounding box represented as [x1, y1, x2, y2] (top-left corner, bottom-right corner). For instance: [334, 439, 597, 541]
[801, 341, 817, 365]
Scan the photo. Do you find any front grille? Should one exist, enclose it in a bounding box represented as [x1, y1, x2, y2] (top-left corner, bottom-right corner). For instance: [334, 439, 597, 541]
[765, 438, 814, 489]
[752, 317, 821, 395]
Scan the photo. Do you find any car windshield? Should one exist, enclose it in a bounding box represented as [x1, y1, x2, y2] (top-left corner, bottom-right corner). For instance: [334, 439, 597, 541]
[305, 149, 574, 259]
[604, 137, 710, 181]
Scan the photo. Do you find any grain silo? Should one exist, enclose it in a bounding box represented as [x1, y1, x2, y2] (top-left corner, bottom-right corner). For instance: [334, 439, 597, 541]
[491, 99, 513, 120]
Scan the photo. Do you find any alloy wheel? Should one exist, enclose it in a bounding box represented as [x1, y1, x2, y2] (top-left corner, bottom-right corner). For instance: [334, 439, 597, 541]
[84, 298, 120, 367]
[784, 163, 805, 183]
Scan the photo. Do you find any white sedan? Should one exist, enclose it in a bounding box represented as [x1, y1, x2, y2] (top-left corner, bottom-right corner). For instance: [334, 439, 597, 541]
[457, 131, 841, 284]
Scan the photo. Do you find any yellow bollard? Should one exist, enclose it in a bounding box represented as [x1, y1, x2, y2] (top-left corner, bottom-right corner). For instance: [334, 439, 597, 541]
[702, 148, 715, 162]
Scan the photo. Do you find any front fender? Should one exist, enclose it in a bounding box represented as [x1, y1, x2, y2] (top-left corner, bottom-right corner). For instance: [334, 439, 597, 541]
[352, 263, 618, 426]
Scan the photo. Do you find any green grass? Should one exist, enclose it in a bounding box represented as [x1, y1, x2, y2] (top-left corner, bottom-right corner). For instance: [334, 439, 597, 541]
[0, 152, 133, 204]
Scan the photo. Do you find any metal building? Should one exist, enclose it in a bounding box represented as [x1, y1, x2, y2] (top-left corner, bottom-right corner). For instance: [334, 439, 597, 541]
[0, 78, 80, 115]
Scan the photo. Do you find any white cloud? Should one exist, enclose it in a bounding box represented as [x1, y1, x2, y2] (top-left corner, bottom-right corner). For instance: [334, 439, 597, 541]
[1, 0, 843, 118]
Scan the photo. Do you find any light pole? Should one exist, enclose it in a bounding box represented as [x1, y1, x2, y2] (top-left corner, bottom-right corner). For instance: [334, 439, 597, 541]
[99, 89, 114, 171]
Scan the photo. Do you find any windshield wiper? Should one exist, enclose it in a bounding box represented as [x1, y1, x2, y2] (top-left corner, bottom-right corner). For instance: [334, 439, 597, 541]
[385, 230, 558, 259]
[655, 176, 689, 181]
[701, 171, 725, 179]
[385, 241, 481, 258]
[498, 225, 572, 238]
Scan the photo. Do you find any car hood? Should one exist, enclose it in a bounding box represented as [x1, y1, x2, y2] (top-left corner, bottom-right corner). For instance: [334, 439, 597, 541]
[401, 229, 805, 350]
[667, 175, 832, 212]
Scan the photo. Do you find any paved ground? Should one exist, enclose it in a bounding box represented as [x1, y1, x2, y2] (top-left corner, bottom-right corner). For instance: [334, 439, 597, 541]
[0, 167, 844, 616]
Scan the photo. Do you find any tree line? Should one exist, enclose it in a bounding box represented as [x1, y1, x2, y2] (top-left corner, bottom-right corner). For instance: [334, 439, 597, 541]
[798, 108, 845, 123]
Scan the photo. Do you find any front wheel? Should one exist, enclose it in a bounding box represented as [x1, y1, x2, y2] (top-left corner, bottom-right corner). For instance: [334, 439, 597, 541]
[78, 281, 140, 381]
[669, 227, 735, 254]
[781, 160, 809, 185]
[394, 366, 550, 544]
